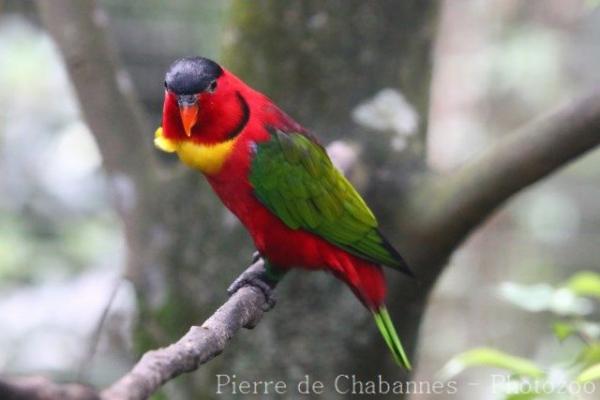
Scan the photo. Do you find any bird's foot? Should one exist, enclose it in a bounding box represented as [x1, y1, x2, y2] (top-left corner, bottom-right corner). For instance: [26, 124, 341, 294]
[227, 257, 276, 312]
[251, 250, 261, 264]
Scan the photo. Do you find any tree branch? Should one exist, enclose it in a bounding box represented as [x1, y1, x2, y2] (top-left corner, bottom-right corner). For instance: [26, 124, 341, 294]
[101, 260, 271, 400]
[0, 260, 274, 400]
[0, 377, 98, 400]
[414, 87, 600, 265]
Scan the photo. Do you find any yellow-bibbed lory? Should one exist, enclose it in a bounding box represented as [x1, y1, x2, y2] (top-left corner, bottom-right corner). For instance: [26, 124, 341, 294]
[155, 57, 414, 369]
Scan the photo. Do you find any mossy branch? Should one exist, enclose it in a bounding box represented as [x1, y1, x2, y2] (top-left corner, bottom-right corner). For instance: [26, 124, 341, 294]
[407, 87, 600, 273]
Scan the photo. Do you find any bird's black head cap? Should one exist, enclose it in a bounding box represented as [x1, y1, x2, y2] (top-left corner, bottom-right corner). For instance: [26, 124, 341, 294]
[165, 57, 223, 95]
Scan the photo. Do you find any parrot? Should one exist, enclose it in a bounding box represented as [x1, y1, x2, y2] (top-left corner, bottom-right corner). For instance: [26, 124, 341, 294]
[155, 56, 414, 369]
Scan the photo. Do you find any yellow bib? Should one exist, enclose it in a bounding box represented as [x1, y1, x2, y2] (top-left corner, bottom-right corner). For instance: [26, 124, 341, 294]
[154, 127, 236, 175]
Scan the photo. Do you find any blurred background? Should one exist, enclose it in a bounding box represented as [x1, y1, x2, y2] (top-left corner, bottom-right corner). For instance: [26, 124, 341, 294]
[0, 0, 599, 399]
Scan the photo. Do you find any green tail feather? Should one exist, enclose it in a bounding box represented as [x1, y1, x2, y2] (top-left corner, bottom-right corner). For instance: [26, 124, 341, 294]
[373, 307, 412, 370]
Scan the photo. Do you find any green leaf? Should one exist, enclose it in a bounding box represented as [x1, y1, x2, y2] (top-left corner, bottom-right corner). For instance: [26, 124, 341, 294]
[553, 321, 600, 343]
[577, 363, 600, 383]
[553, 322, 576, 341]
[565, 271, 600, 299]
[577, 343, 600, 368]
[505, 393, 539, 400]
[438, 348, 545, 380]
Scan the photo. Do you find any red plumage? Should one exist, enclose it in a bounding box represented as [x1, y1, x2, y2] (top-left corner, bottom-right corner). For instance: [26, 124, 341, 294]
[161, 58, 414, 368]
[162, 68, 387, 308]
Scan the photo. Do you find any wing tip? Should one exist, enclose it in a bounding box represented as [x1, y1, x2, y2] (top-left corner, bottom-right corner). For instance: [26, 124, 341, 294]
[376, 229, 416, 278]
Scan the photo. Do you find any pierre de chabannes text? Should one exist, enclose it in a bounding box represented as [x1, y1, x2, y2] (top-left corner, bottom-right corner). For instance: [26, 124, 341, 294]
[215, 374, 458, 395]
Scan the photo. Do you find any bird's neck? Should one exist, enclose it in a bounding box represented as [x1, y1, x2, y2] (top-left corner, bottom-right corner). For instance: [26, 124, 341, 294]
[154, 126, 239, 175]
[176, 137, 239, 175]
[191, 90, 250, 144]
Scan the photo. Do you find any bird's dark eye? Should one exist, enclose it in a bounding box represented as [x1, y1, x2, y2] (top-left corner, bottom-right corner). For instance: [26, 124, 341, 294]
[207, 80, 217, 93]
[164, 81, 168, 89]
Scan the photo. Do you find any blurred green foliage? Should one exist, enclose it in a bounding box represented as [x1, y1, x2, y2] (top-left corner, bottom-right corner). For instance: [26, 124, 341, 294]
[442, 271, 600, 398]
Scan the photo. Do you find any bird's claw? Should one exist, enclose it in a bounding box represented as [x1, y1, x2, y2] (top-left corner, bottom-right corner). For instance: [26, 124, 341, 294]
[227, 265, 276, 312]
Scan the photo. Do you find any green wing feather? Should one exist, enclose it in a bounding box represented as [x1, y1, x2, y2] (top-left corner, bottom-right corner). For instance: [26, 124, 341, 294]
[250, 128, 411, 274]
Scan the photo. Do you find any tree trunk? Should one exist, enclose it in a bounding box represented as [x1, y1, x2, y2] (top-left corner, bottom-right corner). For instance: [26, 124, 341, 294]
[218, 1, 439, 397]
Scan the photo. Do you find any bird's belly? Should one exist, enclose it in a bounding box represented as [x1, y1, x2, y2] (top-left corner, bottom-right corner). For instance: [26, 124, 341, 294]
[208, 179, 328, 268]
[257, 226, 326, 269]
[208, 173, 365, 276]
[242, 206, 353, 272]
[207, 175, 386, 306]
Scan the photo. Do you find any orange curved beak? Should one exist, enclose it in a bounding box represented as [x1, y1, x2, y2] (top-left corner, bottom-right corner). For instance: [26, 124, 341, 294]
[178, 96, 199, 137]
